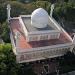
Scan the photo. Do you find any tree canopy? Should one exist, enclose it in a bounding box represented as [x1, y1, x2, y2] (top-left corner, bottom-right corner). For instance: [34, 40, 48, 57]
[0, 0, 75, 23]
[0, 43, 36, 75]
[0, 22, 10, 43]
[0, 1, 75, 74]
[54, 2, 75, 21]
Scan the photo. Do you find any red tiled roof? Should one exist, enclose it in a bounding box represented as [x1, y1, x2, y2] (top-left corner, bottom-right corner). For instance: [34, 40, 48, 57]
[10, 19, 71, 49]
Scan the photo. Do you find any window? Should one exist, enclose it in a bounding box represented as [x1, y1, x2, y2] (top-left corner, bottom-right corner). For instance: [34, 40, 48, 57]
[50, 34, 58, 39]
[29, 37, 32, 41]
[29, 36, 38, 41]
[40, 35, 48, 40]
[33, 36, 38, 41]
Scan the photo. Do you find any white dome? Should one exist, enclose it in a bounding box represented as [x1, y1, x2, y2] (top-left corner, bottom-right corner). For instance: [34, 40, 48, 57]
[31, 8, 49, 28]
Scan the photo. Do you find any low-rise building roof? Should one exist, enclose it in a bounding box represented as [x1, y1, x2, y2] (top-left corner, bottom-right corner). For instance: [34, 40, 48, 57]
[10, 19, 72, 49]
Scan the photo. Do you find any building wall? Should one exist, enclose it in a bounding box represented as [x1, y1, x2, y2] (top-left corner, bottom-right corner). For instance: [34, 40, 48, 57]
[27, 32, 60, 41]
[16, 46, 71, 63]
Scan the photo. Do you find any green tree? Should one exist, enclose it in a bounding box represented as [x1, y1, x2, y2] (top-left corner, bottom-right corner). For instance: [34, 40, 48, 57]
[0, 44, 36, 75]
[0, 22, 10, 43]
[54, 2, 75, 21]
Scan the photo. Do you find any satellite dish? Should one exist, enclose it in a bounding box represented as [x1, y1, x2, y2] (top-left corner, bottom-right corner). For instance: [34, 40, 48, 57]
[31, 8, 49, 28]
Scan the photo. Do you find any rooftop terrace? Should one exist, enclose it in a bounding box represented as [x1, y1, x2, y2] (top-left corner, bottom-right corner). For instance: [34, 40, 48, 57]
[10, 18, 72, 49]
[21, 17, 54, 32]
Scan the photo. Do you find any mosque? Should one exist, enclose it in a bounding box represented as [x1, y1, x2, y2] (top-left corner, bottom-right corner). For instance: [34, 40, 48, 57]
[7, 4, 75, 75]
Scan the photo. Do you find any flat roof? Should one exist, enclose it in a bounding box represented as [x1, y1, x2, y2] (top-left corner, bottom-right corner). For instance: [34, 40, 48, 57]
[22, 17, 54, 32]
[10, 19, 71, 50]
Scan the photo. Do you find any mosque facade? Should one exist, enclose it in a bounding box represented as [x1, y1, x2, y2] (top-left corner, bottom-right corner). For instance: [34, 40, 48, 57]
[7, 4, 75, 64]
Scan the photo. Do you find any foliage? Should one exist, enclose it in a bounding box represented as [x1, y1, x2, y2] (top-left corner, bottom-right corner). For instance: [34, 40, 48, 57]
[35, 1, 50, 11]
[54, 2, 75, 21]
[9, 1, 28, 16]
[0, 22, 10, 43]
[17, 0, 36, 3]
[0, 0, 51, 23]
[59, 51, 75, 74]
[0, 44, 36, 75]
[0, 0, 75, 75]
[0, 4, 7, 23]
[0, 0, 74, 23]
[0, 43, 14, 75]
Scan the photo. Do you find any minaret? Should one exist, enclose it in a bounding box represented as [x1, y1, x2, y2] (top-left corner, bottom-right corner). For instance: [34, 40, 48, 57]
[50, 4, 54, 18]
[15, 31, 20, 47]
[7, 4, 11, 23]
[70, 35, 75, 53]
[73, 35, 75, 44]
